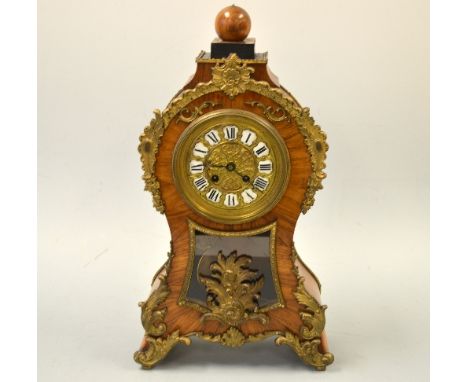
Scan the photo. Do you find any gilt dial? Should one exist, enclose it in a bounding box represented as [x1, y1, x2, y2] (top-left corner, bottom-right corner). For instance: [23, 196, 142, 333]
[173, 109, 290, 223]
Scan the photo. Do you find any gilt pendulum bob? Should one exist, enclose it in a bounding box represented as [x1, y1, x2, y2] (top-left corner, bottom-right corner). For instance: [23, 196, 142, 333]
[134, 5, 334, 371]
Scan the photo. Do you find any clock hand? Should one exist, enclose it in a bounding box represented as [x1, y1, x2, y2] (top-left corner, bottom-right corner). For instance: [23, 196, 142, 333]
[232, 168, 251, 183]
[207, 161, 251, 183]
[206, 161, 226, 168]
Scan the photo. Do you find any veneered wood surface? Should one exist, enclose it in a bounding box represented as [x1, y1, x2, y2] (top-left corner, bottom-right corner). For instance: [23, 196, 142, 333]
[154, 61, 315, 337]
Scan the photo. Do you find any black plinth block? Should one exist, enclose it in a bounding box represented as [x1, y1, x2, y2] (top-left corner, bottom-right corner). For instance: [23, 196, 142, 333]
[211, 38, 256, 59]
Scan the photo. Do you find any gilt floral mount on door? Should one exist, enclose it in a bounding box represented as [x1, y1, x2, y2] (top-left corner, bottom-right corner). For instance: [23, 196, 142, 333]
[199, 251, 269, 326]
[134, 5, 334, 371]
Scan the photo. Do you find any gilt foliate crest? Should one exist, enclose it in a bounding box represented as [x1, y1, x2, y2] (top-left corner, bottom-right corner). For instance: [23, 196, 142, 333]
[212, 54, 254, 98]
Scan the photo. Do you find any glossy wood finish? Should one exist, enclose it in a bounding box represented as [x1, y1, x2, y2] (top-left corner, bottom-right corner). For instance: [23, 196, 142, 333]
[215, 5, 251, 42]
[154, 60, 315, 337]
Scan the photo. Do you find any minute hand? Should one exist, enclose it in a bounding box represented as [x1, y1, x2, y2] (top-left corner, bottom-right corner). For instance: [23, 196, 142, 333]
[206, 162, 226, 168]
[233, 168, 244, 176]
[233, 168, 252, 183]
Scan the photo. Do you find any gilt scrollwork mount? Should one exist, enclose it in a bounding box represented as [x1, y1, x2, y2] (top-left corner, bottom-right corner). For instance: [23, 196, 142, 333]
[134, 244, 333, 370]
[133, 245, 191, 368]
[138, 54, 327, 215]
[176, 101, 220, 123]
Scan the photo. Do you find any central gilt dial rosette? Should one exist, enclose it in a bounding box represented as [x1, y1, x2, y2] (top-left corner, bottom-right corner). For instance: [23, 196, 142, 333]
[172, 109, 290, 223]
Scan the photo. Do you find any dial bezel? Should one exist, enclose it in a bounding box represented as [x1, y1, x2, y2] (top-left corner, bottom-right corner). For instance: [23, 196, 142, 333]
[172, 109, 290, 224]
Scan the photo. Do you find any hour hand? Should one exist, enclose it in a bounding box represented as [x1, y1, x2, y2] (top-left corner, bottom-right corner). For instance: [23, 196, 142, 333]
[206, 161, 226, 168]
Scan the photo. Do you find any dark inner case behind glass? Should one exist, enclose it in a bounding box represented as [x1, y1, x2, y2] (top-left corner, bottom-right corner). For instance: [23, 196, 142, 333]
[187, 230, 279, 307]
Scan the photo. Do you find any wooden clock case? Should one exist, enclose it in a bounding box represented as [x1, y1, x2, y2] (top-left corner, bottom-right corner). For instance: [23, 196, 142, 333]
[134, 48, 334, 370]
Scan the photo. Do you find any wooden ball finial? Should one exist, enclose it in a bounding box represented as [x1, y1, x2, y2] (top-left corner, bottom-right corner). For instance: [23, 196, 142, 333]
[215, 5, 251, 42]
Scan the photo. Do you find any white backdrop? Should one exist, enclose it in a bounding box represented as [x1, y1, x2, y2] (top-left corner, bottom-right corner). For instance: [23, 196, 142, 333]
[38, 0, 429, 381]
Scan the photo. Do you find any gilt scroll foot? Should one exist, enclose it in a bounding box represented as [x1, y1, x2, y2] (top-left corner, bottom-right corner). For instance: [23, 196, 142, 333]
[275, 332, 334, 371]
[134, 331, 191, 368]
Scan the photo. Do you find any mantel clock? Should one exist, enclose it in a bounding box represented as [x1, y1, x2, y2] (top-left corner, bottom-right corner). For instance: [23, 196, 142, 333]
[134, 5, 334, 371]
